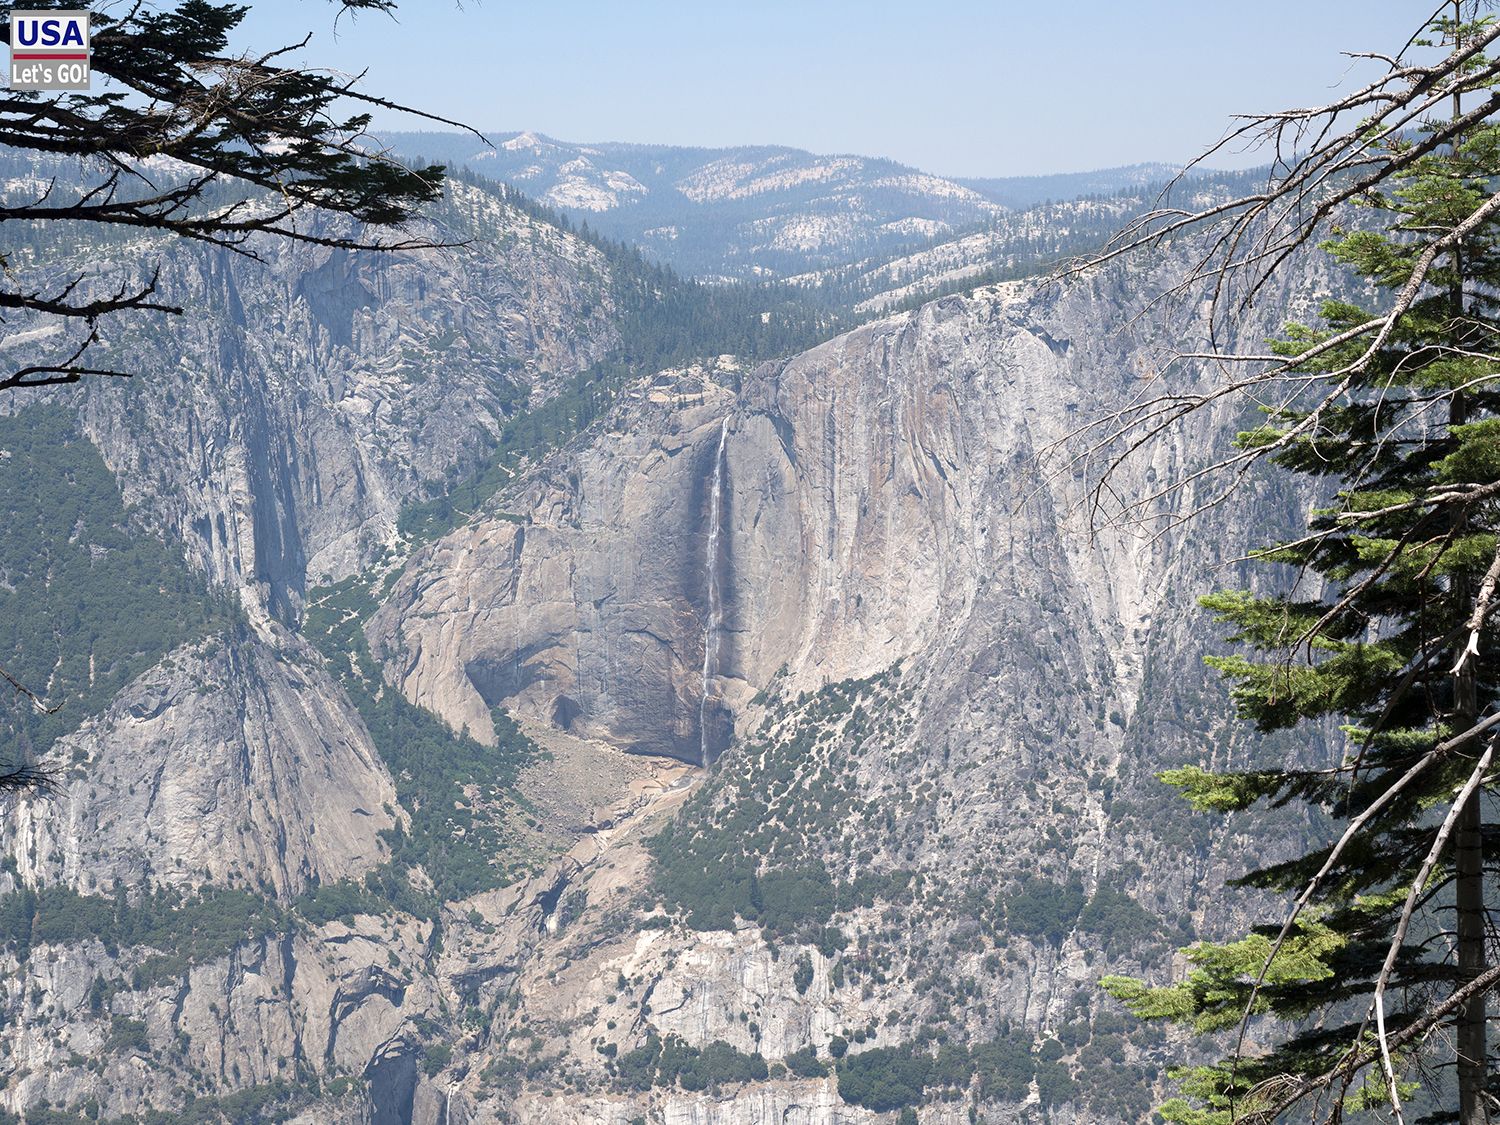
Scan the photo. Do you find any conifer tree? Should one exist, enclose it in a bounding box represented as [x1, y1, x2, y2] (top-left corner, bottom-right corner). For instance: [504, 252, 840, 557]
[1095, 7, 1500, 1122]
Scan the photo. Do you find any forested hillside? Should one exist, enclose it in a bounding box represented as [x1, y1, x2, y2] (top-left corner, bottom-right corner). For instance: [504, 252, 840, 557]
[0, 409, 233, 774]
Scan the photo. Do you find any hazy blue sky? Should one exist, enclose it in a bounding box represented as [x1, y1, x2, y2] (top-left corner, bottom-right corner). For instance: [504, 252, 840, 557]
[239, 1, 1430, 177]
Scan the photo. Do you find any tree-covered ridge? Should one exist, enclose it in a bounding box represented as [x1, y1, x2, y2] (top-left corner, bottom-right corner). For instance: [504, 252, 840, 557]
[424, 165, 846, 364]
[379, 132, 1005, 280]
[0, 406, 234, 775]
[0, 1079, 320, 1125]
[818, 166, 1277, 317]
[383, 134, 1275, 319]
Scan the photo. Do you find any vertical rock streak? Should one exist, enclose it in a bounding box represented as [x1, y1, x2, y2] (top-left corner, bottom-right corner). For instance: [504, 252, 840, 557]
[699, 415, 731, 767]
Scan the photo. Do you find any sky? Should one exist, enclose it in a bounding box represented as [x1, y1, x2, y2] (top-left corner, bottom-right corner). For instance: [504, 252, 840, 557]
[235, 0, 1432, 179]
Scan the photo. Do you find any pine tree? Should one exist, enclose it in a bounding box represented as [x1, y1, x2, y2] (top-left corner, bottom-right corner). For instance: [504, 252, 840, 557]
[1099, 9, 1500, 1122]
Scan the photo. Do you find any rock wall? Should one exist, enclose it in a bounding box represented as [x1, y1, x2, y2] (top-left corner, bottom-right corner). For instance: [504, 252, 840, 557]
[9, 180, 619, 627]
[3, 629, 398, 900]
[371, 256, 1287, 766]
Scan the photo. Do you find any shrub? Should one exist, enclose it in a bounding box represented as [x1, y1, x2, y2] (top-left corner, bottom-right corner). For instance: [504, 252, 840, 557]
[836, 1044, 933, 1111]
[792, 954, 814, 995]
[422, 1042, 452, 1076]
[784, 1047, 827, 1078]
[1003, 877, 1086, 945]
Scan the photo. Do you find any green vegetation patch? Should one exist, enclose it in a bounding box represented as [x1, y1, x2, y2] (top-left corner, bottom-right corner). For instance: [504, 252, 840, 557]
[0, 868, 440, 985]
[1076, 883, 1162, 955]
[835, 1032, 1035, 1111]
[0, 406, 234, 771]
[610, 1033, 769, 1093]
[0, 881, 281, 986]
[303, 576, 543, 901]
[993, 876, 1167, 955]
[648, 667, 914, 939]
[1000, 876, 1087, 945]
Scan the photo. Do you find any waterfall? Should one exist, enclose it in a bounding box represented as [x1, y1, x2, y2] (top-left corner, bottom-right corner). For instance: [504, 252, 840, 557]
[699, 415, 730, 768]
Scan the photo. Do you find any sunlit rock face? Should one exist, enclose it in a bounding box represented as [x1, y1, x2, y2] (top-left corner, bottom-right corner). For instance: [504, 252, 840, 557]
[0, 141, 1333, 1123]
[3, 630, 399, 900]
[371, 253, 1280, 768]
[14, 181, 621, 628]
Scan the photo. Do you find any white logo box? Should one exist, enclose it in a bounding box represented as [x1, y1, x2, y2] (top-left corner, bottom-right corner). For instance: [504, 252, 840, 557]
[9, 10, 90, 92]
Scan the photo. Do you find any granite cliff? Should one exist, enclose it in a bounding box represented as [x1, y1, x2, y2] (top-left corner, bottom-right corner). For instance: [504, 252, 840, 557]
[354, 251, 1320, 1121]
[0, 162, 1328, 1123]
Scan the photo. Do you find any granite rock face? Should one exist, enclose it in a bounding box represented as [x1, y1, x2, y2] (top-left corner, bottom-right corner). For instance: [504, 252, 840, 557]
[372, 257, 1292, 767]
[0, 179, 624, 1119]
[0, 168, 1333, 1122]
[16, 180, 620, 627]
[2, 631, 399, 900]
[368, 363, 749, 760]
[0, 911, 439, 1122]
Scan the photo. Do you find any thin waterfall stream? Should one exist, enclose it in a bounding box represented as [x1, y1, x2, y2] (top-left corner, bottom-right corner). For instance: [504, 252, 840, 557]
[699, 415, 730, 767]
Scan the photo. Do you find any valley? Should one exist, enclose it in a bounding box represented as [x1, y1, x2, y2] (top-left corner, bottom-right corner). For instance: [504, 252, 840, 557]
[0, 137, 1326, 1124]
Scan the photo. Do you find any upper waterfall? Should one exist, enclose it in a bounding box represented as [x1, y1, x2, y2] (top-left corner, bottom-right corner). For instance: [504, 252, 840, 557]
[699, 414, 731, 768]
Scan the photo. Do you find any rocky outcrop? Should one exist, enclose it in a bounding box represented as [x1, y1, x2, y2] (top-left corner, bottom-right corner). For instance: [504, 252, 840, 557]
[371, 253, 1291, 766]
[502, 1082, 877, 1125]
[369, 362, 747, 759]
[0, 912, 437, 1122]
[2, 629, 399, 899]
[4, 179, 620, 627]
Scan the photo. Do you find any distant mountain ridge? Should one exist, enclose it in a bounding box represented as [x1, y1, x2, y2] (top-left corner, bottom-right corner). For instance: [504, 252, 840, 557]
[382, 130, 1006, 280]
[381, 132, 1221, 288]
[956, 162, 1191, 208]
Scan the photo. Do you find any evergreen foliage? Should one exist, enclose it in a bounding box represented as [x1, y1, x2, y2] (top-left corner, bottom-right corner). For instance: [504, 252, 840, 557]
[441, 166, 844, 366]
[0, 863, 436, 999]
[0, 879, 280, 986]
[784, 1046, 828, 1078]
[0, 406, 233, 777]
[291, 876, 399, 927]
[1102, 10, 1500, 1121]
[1077, 883, 1164, 956]
[609, 1034, 769, 1093]
[4, 1079, 315, 1124]
[835, 1032, 1036, 1111]
[1002, 876, 1087, 945]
